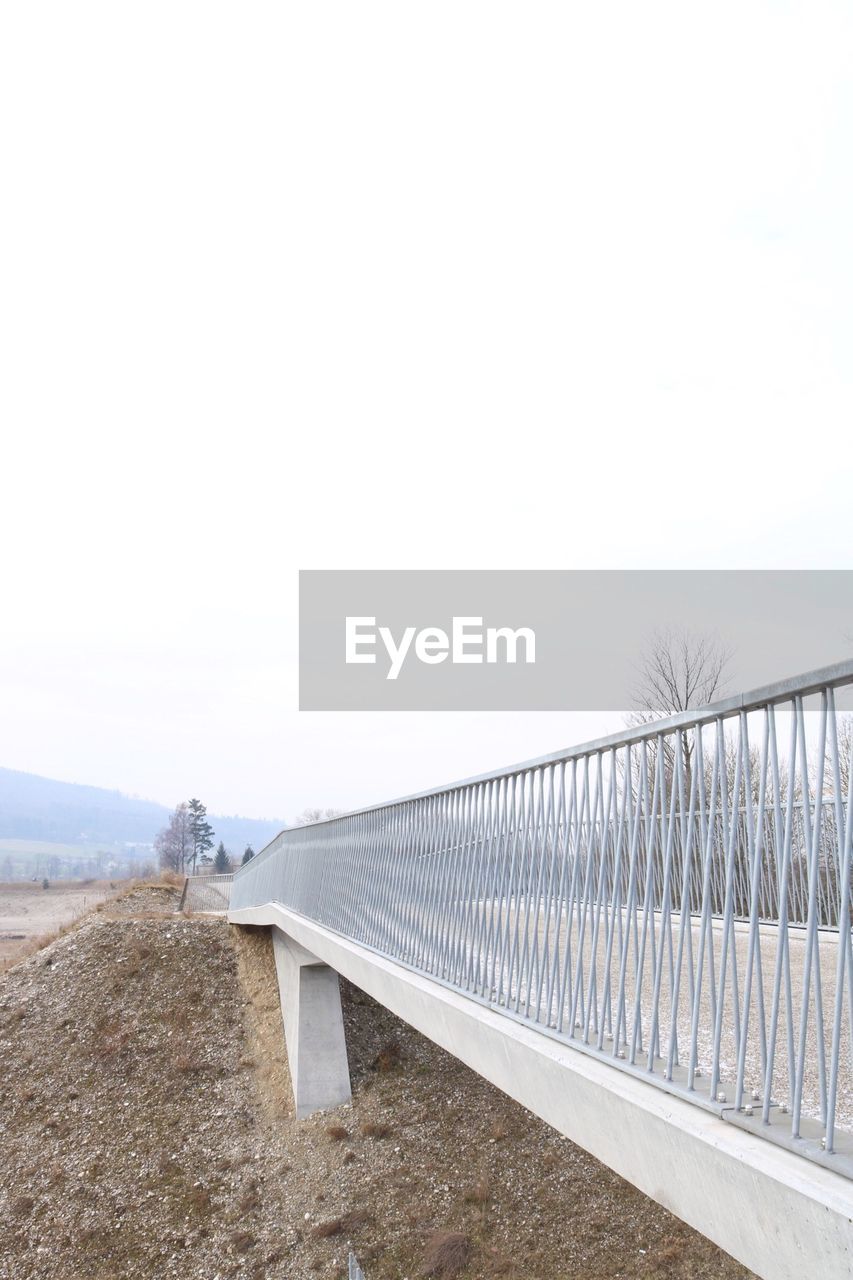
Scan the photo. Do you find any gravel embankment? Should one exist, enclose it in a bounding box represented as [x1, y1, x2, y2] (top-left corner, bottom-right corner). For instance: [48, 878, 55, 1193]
[0, 888, 753, 1279]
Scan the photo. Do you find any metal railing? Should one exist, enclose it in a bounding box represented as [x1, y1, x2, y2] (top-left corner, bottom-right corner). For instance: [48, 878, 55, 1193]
[232, 660, 853, 1175]
[183, 873, 234, 913]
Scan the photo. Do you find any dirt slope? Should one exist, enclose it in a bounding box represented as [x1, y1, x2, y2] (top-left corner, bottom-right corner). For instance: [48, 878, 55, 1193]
[0, 889, 753, 1280]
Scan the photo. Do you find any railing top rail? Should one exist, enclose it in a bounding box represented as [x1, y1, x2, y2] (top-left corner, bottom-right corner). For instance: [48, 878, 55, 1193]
[235, 656, 853, 878]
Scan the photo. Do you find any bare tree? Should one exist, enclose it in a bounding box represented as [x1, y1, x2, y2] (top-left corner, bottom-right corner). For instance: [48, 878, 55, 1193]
[294, 807, 343, 825]
[818, 712, 853, 802]
[703, 730, 773, 813]
[627, 628, 732, 795]
[630, 628, 731, 723]
[155, 802, 194, 873]
[826, 624, 853, 800]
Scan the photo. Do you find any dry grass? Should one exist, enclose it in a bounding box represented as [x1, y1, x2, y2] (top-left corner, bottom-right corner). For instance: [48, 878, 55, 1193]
[159, 871, 185, 889]
[122, 940, 153, 977]
[172, 1051, 200, 1074]
[11, 1194, 36, 1218]
[311, 1210, 373, 1239]
[239, 1183, 262, 1213]
[481, 1251, 515, 1276]
[94, 1017, 132, 1059]
[188, 1187, 212, 1214]
[657, 1235, 688, 1264]
[463, 1178, 490, 1205]
[372, 1040, 403, 1073]
[420, 1231, 473, 1277]
[359, 1120, 391, 1139]
[325, 1123, 350, 1141]
[169, 1007, 191, 1032]
[1, 923, 77, 974]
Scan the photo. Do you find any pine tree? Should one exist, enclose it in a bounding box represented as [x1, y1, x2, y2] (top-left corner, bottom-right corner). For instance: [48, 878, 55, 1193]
[213, 841, 231, 873]
[241, 845, 255, 866]
[187, 798, 215, 873]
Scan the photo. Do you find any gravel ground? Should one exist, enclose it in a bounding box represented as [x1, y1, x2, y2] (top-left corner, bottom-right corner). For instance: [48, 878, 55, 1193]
[0, 888, 753, 1279]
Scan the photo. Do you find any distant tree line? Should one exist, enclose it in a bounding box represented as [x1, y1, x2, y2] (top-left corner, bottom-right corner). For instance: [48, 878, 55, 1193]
[155, 797, 254, 875]
[154, 797, 344, 876]
[0, 846, 152, 883]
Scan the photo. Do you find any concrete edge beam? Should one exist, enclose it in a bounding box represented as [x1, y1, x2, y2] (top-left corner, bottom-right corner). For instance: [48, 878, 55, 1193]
[229, 903, 853, 1280]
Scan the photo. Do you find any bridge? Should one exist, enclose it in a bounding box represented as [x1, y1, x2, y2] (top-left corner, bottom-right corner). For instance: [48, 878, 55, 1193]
[225, 660, 853, 1280]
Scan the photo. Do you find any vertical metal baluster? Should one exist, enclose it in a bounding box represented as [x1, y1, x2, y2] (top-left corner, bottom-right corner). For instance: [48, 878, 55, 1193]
[534, 764, 562, 1021]
[448, 783, 481, 985]
[414, 793, 443, 969]
[648, 730, 682, 1073]
[762, 704, 799, 1124]
[544, 762, 573, 1027]
[629, 735, 663, 1065]
[478, 775, 509, 1000]
[667, 729, 700, 1079]
[421, 790, 454, 975]
[614, 740, 650, 1060]
[585, 752, 617, 1041]
[825, 689, 852, 1152]
[525, 766, 556, 1020]
[515, 769, 545, 1015]
[434, 788, 465, 979]
[436, 785, 468, 981]
[456, 781, 489, 990]
[710, 713, 747, 1104]
[734, 710, 771, 1112]
[688, 720, 722, 1094]
[597, 745, 631, 1052]
[494, 774, 524, 1009]
[556, 761, 586, 1035]
[569, 753, 603, 1037]
[792, 695, 828, 1136]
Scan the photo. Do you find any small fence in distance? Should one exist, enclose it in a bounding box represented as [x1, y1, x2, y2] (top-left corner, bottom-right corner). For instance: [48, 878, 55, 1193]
[181, 874, 234, 913]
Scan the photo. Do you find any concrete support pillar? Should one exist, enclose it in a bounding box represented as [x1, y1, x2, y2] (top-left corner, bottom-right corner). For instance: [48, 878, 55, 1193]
[272, 928, 352, 1118]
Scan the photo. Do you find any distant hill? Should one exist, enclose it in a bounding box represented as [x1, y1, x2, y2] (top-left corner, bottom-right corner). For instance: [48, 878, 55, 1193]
[0, 766, 285, 857]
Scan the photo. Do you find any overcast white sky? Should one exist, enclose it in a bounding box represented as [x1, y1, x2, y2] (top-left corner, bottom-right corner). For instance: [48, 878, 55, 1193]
[1, 2, 852, 822]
